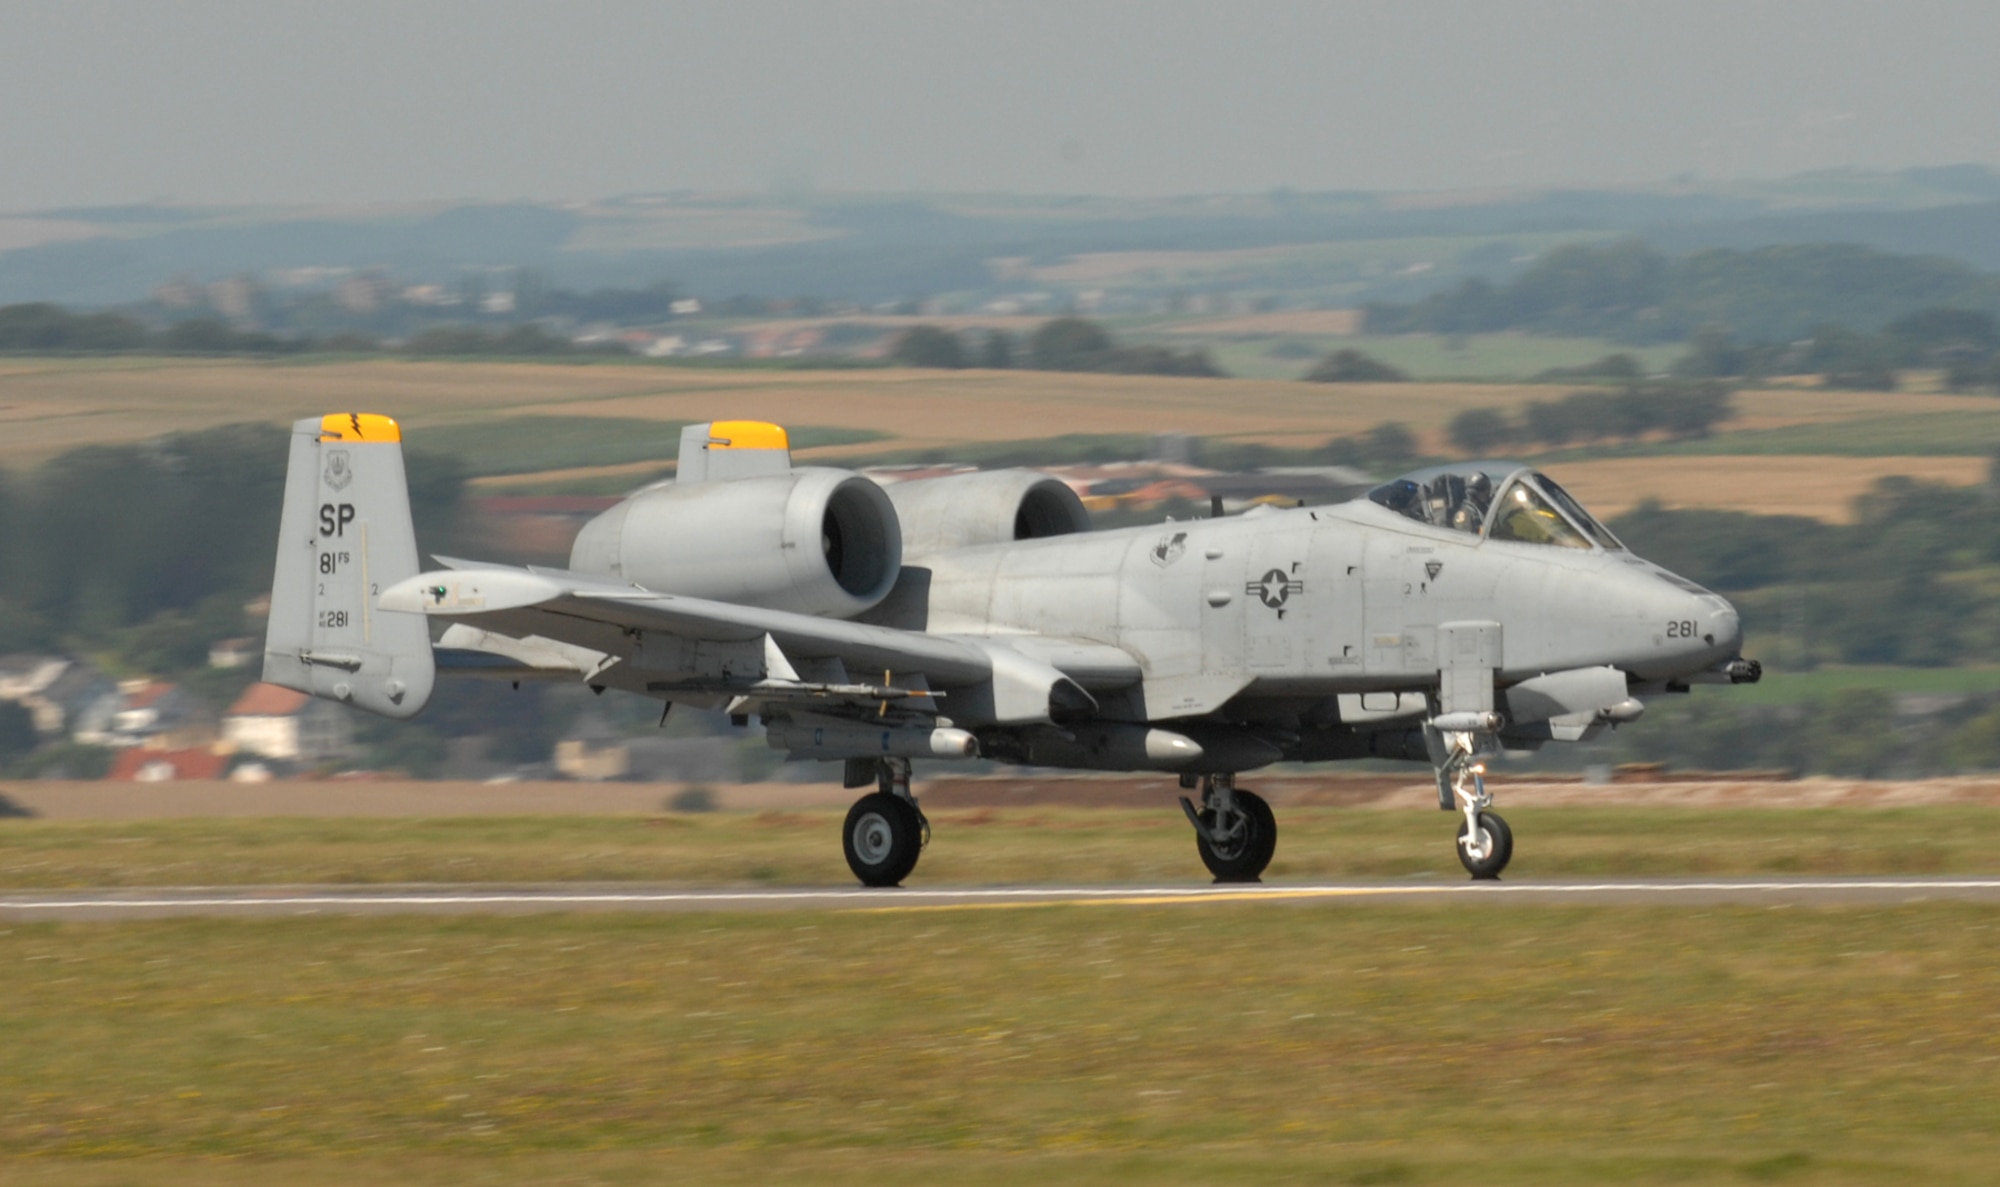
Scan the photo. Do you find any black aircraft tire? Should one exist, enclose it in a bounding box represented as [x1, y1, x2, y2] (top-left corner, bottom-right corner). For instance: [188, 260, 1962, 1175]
[843, 792, 924, 887]
[1243, 790, 1278, 873]
[1457, 811, 1513, 880]
[1196, 789, 1277, 883]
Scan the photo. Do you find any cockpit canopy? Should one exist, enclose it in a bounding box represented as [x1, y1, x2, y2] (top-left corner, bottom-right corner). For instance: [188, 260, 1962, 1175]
[1366, 462, 1623, 550]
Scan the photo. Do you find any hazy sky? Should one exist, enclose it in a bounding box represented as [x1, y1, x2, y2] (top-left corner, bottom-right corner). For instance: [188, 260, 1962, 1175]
[3, 0, 1998, 211]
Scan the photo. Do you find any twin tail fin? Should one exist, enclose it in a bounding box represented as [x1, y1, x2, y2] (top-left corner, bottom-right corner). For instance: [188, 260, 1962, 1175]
[261, 414, 435, 719]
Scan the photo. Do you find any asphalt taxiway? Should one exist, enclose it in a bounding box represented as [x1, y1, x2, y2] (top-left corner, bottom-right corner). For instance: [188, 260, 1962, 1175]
[6, 877, 2000, 920]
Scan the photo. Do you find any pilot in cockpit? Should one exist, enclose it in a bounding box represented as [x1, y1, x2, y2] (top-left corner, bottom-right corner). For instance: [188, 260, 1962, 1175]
[1369, 463, 1624, 551]
[1450, 471, 1493, 532]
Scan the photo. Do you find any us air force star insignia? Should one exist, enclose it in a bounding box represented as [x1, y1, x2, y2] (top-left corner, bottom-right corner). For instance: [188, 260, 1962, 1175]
[323, 449, 353, 491]
[1246, 568, 1305, 610]
[1425, 560, 1443, 580]
[1150, 531, 1187, 567]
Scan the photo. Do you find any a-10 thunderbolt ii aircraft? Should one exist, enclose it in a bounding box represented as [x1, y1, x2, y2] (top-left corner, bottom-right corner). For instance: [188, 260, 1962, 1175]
[264, 413, 1759, 886]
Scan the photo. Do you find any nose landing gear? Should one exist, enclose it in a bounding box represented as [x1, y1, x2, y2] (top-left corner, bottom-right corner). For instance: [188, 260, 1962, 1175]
[1457, 806, 1512, 880]
[1436, 735, 1511, 880]
[1179, 774, 1277, 883]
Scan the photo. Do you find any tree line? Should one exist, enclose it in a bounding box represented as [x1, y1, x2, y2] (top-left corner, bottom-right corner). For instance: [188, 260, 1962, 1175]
[1613, 471, 1999, 670]
[892, 317, 1221, 377]
[1448, 381, 1736, 454]
[1551, 470, 2000, 776]
[0, 303, 632, 358]
[1672, 307, 2000, 391]
[1365, 240, 2000, 344]
[0, 425, 469, 653]
[0, 425, 491, 775]
[1585, 682, 2000, 780]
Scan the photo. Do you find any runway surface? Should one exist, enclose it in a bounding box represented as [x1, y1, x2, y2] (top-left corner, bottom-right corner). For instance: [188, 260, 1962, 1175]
[7, 877, 2000, 919]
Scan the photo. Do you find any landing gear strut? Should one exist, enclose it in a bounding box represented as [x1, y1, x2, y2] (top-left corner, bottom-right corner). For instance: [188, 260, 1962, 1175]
[842, 757, 929, 887]
[1436, 735, 1511, 880]
[1179, 774, 1276, 883]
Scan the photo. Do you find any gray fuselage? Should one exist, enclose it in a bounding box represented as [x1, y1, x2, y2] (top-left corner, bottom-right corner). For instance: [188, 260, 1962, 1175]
[872, 499, 1740, 704]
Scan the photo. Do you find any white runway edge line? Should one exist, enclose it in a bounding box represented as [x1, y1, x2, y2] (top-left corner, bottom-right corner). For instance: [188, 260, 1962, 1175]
[8, 878, 2000, 914]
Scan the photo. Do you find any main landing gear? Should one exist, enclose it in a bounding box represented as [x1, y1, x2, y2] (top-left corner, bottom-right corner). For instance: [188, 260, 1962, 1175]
[842, 757, 929, 887]
[1179, 774, 1277, 883]
[1436, 736, 1511, 880]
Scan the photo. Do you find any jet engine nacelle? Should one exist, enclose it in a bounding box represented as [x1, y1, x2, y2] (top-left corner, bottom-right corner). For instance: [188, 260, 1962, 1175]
[881, 469, 1089, 557]
[569, 467, 902, 617]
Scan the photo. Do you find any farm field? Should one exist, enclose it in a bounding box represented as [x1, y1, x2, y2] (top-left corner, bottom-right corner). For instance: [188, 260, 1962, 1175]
[0, 355, 1563, 466]
[1, 356, 1991, 519]
[1165, 309, 1365, 336]
[4, 804, 2000, 888]
[0, 358, 1954, 453]
[2, 902, 1996, 1184]
[1536, 385, 2000, 462]
[0, 357, 691, 466]
[1542, 454, 1987, 522]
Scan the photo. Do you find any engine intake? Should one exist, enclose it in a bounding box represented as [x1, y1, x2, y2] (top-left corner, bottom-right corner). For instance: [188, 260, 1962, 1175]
[881, 469, 1089, 556]
[570, 467, 901, 617]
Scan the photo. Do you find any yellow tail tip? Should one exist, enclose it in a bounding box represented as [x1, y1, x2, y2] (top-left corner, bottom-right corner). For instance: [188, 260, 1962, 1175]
[706, 420, 788, 451]
[318, 413, 403, 443]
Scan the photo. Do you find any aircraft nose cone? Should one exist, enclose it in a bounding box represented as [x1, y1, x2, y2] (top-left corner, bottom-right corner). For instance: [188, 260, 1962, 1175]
[1672, 589, 1742, 670]
[1710, 602, 1743, 655]
[1641, 565, 1743, 676]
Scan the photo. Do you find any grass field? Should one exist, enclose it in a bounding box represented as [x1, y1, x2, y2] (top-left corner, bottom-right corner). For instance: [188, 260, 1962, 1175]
[2, 903, 1996, 1183]
[1542, 454, 1987, 523]
[1547, 405, 2000, 460]
[1721, 666, 2000, 707]
[4, 806, 2000, 888]
[4, 808, 1999, 1182]
[0, 356, 1950, 463]
[4, 354, 1995, 520]
[0, 355, 1556, 466]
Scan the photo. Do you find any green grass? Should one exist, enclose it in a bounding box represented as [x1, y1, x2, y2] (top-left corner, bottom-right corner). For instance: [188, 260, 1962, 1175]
[412, 417, 884, 478]
[1722, 666, 2000, 707]
[2, 904, 1997, 1183]
[4, 806, 2000, 889]
[5, 807, 1999, 1182]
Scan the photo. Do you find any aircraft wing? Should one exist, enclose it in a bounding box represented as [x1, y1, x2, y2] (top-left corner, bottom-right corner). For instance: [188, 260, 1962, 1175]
[380, 561, 1141, 718]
